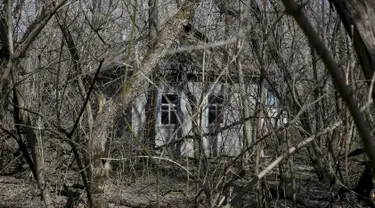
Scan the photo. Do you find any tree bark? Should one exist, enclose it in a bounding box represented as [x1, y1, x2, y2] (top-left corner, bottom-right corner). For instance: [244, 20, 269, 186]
[143, 0, 159, 150]
[236, 43, 252, 161]
[3, 1, 57, 207]
[0, 0, 68, 91]
[329, 0, 375, 101]
[88, 1, 201, 207]
[281, 0, 375, 181]
[254, 70, 265, 208]
[54, 9, 94, 207]
[13, 80, 54, 208]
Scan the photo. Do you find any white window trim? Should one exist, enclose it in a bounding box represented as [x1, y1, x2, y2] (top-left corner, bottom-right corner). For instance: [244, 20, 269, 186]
[157, 90, 181, 126]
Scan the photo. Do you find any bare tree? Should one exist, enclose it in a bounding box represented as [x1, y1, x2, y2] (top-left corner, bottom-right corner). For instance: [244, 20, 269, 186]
[4, 1, 375, 208]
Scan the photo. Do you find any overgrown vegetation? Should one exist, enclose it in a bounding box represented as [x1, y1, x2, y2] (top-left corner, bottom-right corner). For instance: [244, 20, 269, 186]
[1, 0, 375, 207]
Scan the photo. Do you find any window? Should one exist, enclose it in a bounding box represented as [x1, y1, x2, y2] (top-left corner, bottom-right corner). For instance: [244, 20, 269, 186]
[208, 95, 224, 125]
[160, 94, 179, 125]
[266, 90, 278, 106]
[125, 106, 132, 125]
[256, 0, 272, 11]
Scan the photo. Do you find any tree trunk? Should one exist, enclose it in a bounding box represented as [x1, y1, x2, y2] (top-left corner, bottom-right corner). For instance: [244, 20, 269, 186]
[236, 41, 252, 162]
[88, 1, 201, 207]
[13, 80, 54, 208]
[143, 0, 159, 150]
[282, 0, 375, 181]
[254, 71, 265, 208]
[329, 0, 375, 101]
[54, 7, 98, 206]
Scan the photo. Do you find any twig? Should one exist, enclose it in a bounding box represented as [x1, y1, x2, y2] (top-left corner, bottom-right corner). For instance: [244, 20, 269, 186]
[227, 120, 343, 207]
[281, 0, 375, 181]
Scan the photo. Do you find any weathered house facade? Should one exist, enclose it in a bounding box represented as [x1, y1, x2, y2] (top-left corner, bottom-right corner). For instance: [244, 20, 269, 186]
[89, 26, 283, 159]
[141, 65, 280, 158]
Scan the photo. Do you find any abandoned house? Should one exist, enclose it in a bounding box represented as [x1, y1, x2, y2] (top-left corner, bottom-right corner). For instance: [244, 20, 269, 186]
[86, 23, 283, 159]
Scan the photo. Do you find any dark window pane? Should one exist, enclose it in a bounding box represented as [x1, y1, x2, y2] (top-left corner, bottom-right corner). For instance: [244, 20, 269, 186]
[170, 112, 178, 124]
[209, 110, 216, 124]
[162, 94, 178, 104]
[161, 111, 169, 124]
[208, 98, 224, 124]
[171, 105, 178, 111]
[167, 94, 178, 104]
[162, 96, 168, 104]
[160, 93, 180, 125]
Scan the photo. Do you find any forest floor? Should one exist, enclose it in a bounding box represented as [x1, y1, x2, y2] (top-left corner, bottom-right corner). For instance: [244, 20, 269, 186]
[0, 159, 368, 208]
[0, 167, 195, 208]
[0, 174, 192, 208]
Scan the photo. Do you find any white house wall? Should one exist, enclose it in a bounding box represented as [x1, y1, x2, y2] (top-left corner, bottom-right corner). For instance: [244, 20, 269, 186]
[131, 90, 147, 139]
[153, 85, 191, 156]
[131, 81, 281, 158]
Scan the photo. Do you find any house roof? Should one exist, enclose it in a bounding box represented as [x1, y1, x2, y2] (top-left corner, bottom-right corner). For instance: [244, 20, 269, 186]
[155, 30, 264, 84]
[83, 22, 275, 92]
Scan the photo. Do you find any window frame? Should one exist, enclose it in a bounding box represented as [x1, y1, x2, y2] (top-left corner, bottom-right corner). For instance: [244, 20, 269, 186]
[159, 92, 181, 126]
[206, 94, 225, 126]
[265, 89, 278, 106]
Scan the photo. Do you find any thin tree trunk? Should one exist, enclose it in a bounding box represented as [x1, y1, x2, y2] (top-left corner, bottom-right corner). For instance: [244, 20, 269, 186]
[236, 41, 252, 163]
[255, 71, 265, 208]
[54, 9, 95, 207]
[6, 1, 53, 206]
[282, 0, 375, 181]
[329, 0, 375, 102]
[13, 83, 54, 208]
[143, 0, 159, 150]
[268, 28, 331, 182]
[237, 0, 253, 165]
[87, 1, 202, 207]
